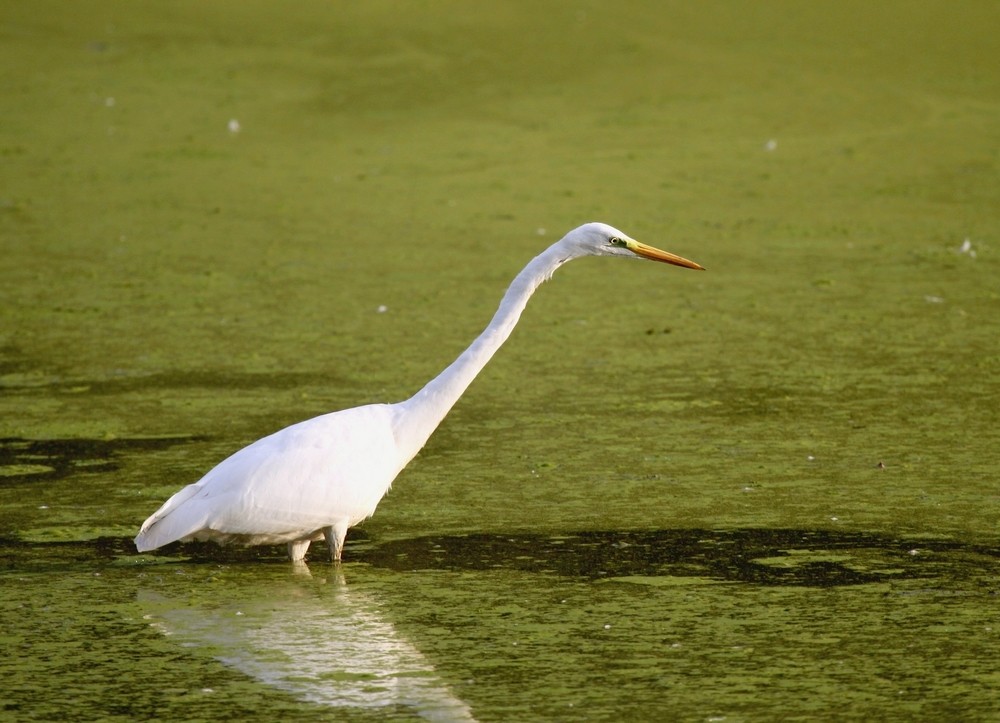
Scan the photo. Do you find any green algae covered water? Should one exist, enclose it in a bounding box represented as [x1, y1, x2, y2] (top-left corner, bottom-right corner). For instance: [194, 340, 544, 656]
[2, 1, 998, 719]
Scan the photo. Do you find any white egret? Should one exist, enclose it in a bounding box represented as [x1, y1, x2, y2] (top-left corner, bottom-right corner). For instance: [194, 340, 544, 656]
[134, 222, 703, 562]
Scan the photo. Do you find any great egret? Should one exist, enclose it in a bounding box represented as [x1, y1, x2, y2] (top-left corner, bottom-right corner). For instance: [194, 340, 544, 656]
[134, 222, 703, 562]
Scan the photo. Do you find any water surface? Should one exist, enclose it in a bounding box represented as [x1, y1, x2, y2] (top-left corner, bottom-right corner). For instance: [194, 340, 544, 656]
[2, 1, 998, 719]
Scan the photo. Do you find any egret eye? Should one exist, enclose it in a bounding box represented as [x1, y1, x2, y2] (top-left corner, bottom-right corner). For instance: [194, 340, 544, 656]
[609, 237, 626, 247]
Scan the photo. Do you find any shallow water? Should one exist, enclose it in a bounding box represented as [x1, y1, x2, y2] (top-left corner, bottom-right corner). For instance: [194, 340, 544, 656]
[2, 531, 998, 720]
[2, 1, 999, 719]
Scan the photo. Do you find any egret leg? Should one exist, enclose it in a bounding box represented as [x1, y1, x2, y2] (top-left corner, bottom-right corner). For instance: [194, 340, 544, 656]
[323, 521, 349, 562]
[288, 538, 311, 561]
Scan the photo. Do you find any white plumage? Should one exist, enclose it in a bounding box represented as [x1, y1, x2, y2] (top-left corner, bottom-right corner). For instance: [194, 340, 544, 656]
[135, 222, 703, 561]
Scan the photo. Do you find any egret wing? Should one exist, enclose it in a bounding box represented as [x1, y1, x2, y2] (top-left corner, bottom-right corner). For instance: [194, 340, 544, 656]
[135, 404, 400, 550]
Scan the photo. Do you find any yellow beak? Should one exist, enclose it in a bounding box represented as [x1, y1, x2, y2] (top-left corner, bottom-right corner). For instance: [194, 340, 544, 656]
[626, 240, 704, 270]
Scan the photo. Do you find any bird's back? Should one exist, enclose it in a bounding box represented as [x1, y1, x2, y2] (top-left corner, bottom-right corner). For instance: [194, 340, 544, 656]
[134, 403, 402, 551]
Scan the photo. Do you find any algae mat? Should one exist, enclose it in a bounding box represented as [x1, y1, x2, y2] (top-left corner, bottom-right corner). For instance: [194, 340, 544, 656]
[2, 1, 998, 720]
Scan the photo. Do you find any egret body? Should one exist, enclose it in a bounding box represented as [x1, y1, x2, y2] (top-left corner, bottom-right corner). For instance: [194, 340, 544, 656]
[134, 223, 703, 561]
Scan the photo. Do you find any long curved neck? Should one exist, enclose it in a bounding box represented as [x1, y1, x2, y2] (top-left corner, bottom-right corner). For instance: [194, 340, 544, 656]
[392, 241, 576, 462]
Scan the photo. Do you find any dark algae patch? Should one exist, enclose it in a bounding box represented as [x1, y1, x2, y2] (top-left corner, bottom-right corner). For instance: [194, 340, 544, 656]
[0, 435, 197, 483]
[364, 528, 1000, 588]
[6, 527, 999, 589]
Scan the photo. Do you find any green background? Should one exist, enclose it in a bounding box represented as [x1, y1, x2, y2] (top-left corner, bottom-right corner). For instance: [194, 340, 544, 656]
[2, 1, 998, 719]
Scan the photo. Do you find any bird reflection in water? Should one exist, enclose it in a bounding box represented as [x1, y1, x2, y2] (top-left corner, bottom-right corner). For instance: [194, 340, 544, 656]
[139, 564, 476, 721]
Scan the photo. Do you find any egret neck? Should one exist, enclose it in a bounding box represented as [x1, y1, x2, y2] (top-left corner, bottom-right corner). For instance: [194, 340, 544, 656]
[391, 242, 573, 462]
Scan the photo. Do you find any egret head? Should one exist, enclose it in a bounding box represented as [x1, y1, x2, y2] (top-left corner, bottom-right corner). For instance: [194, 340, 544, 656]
[563, 222, 704, 270]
